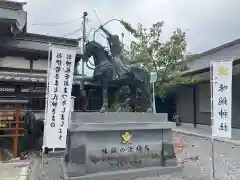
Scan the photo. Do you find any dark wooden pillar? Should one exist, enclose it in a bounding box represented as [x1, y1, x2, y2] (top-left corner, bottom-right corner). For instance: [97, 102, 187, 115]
[193, 85, 197, 128]
[13, 104, 20, 158]
[74, 57, 81, 75]
[30, 59, 33, 73]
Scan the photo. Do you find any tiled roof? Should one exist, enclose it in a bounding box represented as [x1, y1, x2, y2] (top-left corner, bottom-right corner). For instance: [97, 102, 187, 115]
[0, 33, 82, 56]
[187, 38, 240, 73]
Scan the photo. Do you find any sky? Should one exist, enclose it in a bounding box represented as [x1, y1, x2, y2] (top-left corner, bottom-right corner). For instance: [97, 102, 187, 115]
[14, 0, 240, 54]
[13, 0, 240, 76]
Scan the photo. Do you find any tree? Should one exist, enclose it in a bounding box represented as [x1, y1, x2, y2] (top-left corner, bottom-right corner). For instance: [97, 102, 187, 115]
[120, 20, 200, 97]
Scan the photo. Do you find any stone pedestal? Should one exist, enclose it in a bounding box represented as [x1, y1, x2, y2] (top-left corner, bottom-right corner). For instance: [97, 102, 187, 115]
[61, 112, 182, 180]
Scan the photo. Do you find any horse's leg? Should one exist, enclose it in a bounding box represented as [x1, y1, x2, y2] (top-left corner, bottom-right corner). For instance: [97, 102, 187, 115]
[115, 86, 126, 112]
[100, 86, 108, 113]
[138, 83, 153, 113]
[129, 85, 137, 112]
[117, 85, 136, 112]
[146, 83, 153, 113]
[115, 85, 131, 112]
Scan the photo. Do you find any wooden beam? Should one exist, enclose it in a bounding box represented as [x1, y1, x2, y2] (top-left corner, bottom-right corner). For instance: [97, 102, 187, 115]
[0, 121, 24, 124]
[0, 92, 45, 97]
[13, 105, 20, 157]
[0, 134, 24, 137]
[0, 81, 45, 87]
[0, 128, 24, 131]
[0, 67, 46, 74]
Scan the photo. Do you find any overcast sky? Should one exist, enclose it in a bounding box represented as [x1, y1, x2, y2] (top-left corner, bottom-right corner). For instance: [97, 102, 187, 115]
[17, 0, 240, 54]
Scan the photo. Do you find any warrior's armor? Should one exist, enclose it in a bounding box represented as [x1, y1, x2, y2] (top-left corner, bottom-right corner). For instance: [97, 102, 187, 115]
[100, 26, 122, 57]
[100, 26, 128, 77]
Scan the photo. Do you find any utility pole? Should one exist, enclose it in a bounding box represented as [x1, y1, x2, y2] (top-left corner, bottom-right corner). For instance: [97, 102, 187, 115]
[131, 42, 136, 62]
[121, 33, 124, 59]
[80, 12, 88, 92]
[150, 72, 157, 113]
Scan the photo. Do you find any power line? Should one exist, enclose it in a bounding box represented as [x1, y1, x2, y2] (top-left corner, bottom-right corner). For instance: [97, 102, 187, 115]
[61, 26, 83, 38]
[29, 14, 92, 27]
[61, 16, 94, 38]
[30, 17, 83, 26]
[25, 0, 39, 5]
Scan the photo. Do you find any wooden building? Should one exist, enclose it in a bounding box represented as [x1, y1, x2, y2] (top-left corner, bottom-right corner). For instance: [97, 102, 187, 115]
[176, 39, 240, 128]
[0, 1, 103, 158]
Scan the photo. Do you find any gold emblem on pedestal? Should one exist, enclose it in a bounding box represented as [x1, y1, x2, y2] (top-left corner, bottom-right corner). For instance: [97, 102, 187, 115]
[121, 132, 132, 144]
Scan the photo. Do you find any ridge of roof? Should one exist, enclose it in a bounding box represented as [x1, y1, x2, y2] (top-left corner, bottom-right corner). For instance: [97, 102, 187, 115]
[2, 0, 26, 5]
[15, 33, 79, 47]
[192, 38, 240, 61]
[0, 1, 26, 10]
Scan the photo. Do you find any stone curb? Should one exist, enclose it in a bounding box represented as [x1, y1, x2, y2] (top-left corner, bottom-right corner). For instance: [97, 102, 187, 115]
[19, 167, 28, 180]
[0, 160, 30, 165]
[173, 129, 240, 146]
[0, 158, 36, 180]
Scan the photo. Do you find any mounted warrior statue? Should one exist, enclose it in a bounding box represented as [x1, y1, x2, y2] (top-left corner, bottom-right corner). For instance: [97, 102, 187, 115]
[82, 24, 154, 113]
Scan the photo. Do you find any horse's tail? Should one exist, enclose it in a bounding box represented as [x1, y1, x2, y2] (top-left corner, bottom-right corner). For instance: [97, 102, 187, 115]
[130, 66, 147, 83]
[146, 71, 151, 84]
[141, 70, 151, 85]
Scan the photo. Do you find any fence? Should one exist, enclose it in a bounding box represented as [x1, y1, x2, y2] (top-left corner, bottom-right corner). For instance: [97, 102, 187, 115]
[0, 105, 26, 160]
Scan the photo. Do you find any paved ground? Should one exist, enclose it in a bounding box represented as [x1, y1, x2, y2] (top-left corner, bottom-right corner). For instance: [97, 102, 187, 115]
[25, 132, 240, 180]
[2, 123, 240, 180]
[0, 161, 29, 180]
[174, 123, 240, 143]
[174, 132, 240, 180]
[28, 157, 187, 180]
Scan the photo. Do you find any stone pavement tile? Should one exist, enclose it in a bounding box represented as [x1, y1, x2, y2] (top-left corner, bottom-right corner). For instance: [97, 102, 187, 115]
[173, 123, 240, 145]
[176, 133, 240, 180]
[0, 162, 29, 180]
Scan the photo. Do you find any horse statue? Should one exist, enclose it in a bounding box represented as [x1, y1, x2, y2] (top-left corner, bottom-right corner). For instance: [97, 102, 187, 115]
[82, 26, 153, 113]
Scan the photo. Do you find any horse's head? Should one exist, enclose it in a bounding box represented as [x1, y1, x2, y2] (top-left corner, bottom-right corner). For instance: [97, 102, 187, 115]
[82, 41, 110, 66]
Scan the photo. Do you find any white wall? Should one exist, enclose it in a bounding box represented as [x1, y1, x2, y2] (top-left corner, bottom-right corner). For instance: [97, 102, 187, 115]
[0, 56, 95, 76]
[0, 56, 49, 71]
[33, 59, 48, 70]
[0, 56, 30, 69]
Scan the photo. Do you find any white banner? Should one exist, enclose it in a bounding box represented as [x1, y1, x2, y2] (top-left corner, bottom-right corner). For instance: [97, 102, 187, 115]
[44, 46, 77, 149]
[212, 60, 233, 138]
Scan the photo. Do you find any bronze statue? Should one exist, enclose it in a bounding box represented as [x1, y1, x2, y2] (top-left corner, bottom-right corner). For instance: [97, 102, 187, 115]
[82, 27, 153, 113]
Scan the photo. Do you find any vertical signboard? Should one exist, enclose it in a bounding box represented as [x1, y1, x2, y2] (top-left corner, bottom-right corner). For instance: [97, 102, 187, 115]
[211, 60, 233, 138]
[43, 46, 76, 149]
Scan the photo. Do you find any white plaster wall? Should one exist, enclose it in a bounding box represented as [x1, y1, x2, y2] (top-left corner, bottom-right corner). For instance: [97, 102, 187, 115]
[0, 56, 96, 76]
[0, 56, 49, 71]
[33, 59, 48, 70]
[0, 56, 29, 69]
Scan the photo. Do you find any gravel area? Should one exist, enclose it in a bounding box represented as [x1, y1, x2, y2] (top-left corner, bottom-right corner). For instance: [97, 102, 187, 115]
[27, 132, 240, 180]
[175, 132, 240, 180]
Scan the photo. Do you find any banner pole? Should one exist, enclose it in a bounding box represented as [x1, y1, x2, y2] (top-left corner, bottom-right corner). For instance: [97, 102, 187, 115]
[211, 138, 215, 179]
[152, 82, 156, 113]
[40, 149, 44, 180]
[41, 43, 52, 180]
[210, 61, 215, 179]
[43, 43, 52, 146]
